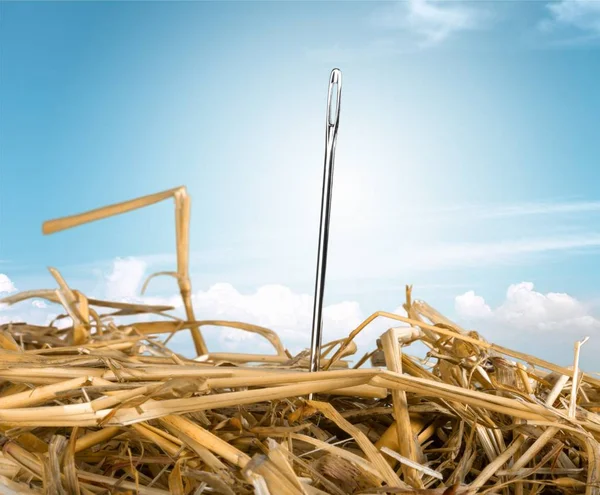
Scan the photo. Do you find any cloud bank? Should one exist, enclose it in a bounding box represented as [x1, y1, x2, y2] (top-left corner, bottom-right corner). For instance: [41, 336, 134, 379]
[0, 262, 405, 359]
[455, 282, 600, 369]
[456, 281, 600, 332]
[2, 262, 599, 370]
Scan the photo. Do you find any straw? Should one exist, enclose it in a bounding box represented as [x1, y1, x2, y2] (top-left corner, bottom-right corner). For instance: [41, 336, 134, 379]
[1, 187, 598, 494]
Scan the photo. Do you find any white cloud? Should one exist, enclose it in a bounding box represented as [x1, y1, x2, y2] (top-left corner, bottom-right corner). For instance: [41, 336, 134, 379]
[454, 282, 600, 370]
[190, 283, 399, 356]
[14, 256, 403, 359]
[87, 268, 405, 357]
[0, 274, 17, 294]
[0, 292, 25, 326]
[455, 290, 492, 319]
[0, 291, 54, 327]
[541, 0, 600, 36]
[44, 314, 73, 330]
[0, 315, 23, 325]
[4, 254, 600, 370]
[371, 0, 489, 46]
[104, 257, 147, 301]
[7, 259, 351, 355]
[455, 281, 600, 333]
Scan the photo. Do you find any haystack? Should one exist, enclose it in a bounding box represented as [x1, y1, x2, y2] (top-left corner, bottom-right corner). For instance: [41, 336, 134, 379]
[1, 187, 598, 495]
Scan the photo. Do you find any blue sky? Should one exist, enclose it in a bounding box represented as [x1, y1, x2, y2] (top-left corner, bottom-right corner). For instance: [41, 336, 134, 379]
[2, 0, 600, 369]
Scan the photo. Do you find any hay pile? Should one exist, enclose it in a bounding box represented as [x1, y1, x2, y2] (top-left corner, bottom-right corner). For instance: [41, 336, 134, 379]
[1, 187, 599, 495]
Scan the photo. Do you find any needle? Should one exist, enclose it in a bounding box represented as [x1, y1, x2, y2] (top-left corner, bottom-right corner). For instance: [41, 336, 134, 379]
[309, 68, 342, 376]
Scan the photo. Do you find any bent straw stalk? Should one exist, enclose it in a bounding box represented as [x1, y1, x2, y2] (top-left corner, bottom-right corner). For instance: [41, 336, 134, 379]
[42, 186, 208, 355]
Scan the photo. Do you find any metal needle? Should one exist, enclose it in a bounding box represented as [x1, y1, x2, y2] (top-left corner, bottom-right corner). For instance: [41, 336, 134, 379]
[309, 68, 342, 375]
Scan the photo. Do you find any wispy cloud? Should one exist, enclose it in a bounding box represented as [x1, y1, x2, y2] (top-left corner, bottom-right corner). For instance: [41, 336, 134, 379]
[371, 0, 491, 47]
[316, 233, 600, 286]
[539, 0, 600, 44]
[401, 199, 600, 222]
[337, 199, 600, 236]
[13, 197, 600, 295]
[307, 0, 493, 62]
[477, 200, 600, 218]
[403, 234, 600, 270]
[54, 232, 600, 287]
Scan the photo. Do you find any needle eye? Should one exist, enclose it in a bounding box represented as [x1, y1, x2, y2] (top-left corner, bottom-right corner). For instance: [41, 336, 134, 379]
[327, 69, 342, 127]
